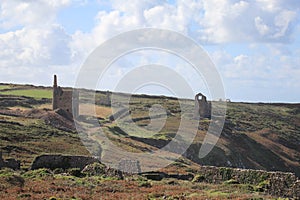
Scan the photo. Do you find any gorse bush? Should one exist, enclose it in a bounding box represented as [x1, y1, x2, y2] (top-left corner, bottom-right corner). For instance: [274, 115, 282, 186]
[81, 162, 106, 176]
[22, 168, 53, 179]
[67, 168, 83, 177]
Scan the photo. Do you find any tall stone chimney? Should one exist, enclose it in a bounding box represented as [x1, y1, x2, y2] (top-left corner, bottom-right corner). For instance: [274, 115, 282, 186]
[52, 75, 58, 110]
[53, 74, 57, 88]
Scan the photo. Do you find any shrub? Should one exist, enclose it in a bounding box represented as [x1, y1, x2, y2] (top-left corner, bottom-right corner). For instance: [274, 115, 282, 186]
[18, 193, 31, 198]
[0, 168, 15, 177]
[192, 174, 205, 182]
[138, 180, 152, 188]
[223, 179, 239, 185]
[67, 168, 83, 177]
[5, 174, 25, 187]
[255, 180, 270, 192]
[0, 169, 24, 188]
[219, 167, 233, 180]
[22, 168, 53, 179]
[53, 168, 64, 174]
[81, 163, 106, 176]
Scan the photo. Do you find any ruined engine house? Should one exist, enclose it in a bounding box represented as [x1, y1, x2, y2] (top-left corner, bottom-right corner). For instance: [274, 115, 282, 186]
[52, 75, 79, 118]
[194, 93, 211, 119]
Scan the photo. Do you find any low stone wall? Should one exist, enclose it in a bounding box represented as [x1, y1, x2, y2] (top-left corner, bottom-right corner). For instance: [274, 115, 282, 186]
[0, 152, 20, 170]
[29, 154, 299, 198]
[194, 166, 299, 198]
[31, 154, 100, 170]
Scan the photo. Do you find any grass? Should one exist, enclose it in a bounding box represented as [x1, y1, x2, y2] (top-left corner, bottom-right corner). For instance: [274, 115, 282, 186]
[0, 89, 52, 99]
[22, 168, 53, 179]
[0, 168, 15, 178]
[0, 115, 89, 168]
[0, 85, 12, 90]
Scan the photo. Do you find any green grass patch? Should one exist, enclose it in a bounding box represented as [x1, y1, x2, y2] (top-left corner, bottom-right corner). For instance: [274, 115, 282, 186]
[22, 168, 53, 179]
[207, 190, 230, 198]
[0, 168, 15, 177]
[0, 89, 52, 99]
[0, 85, 12, 90]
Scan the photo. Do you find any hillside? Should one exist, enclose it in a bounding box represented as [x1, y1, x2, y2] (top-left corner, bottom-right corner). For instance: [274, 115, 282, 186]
[0, 83, 299, 175]
[0, 83, 299, 199]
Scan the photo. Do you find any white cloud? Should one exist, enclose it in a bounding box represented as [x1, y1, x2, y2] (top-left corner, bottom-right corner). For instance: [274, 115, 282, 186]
[144, 0, 202, 33]
[60, 0, 300, 66]
[0, 24, 73, 87]
[0, 25, 71, 67]
[0, 0, 75, 85]
[273, 10, 297, 39]
[197, 0, 299, 43]
[256, 0, 300, 12]
[69, 0, 205, 64]
[255, 16, 270, 36]
[197, 0, 252, 43]
[0, 0, 70, 29]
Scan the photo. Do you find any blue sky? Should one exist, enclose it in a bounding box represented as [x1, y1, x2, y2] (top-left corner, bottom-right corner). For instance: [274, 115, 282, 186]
[0, 0, 299, 102]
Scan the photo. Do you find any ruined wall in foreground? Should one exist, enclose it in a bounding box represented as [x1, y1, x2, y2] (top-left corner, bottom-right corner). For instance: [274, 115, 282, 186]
[31, 154, 100, 170]
[194, 166, 299, 198]
[142, 165, 300, 198]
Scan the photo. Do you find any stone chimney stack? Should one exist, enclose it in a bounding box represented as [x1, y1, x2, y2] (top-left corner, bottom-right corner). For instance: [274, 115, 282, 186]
[53, 74, 57, 88]
[52, 75, 58, 110]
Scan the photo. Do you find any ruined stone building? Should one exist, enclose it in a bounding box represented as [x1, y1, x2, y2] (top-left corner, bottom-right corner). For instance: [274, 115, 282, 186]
[52, 75, 79, 117]
[194, 93, 211, 119]
[99, 91, 111, 106]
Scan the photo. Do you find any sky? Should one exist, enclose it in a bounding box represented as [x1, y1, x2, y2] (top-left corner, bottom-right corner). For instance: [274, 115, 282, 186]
[0, 0, 299, 102]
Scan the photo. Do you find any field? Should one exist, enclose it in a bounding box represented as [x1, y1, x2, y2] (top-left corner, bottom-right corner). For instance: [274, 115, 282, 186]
[0, 85, 12, 90]
[0, 89, 52, 99]
[0, 83, 299, 199]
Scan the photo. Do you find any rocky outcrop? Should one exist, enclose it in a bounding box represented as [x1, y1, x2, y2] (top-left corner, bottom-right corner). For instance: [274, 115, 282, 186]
[31, 154, 100, 170]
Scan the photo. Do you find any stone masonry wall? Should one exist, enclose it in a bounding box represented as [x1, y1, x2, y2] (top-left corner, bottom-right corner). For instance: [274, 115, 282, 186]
[0, 152, 20, 170]
[31, 154, 100, 170]
[194, 166, 299, 198]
